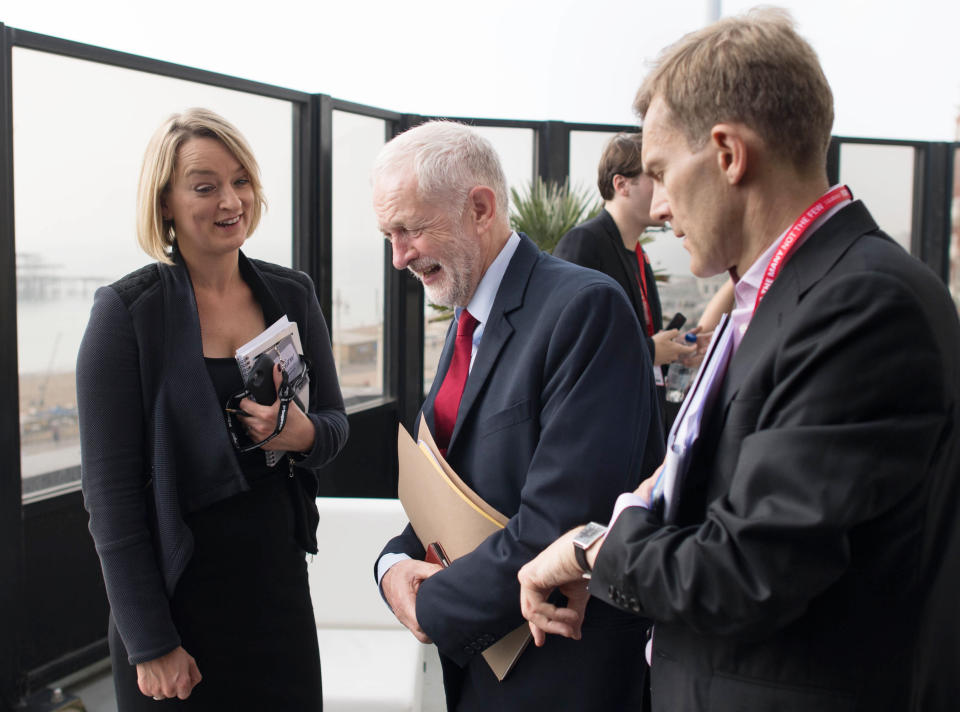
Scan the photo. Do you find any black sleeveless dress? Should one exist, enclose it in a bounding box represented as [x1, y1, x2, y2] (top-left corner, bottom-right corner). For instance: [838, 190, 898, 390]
[109, 358, 322, 711]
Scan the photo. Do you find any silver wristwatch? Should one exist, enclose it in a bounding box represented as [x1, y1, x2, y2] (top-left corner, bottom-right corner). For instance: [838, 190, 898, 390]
[573, 522, 608, 574]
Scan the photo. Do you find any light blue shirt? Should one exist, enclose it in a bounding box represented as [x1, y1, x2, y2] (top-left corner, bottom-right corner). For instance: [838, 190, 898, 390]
[457, 231, 521, 371]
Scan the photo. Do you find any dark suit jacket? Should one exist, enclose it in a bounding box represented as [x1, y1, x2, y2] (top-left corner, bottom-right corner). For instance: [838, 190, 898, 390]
[379, 235, 664, 710]
[553, 208, 664, 360]
[555, 209, 672, 434]
[591, 202, 960, 711]
[78, 251, 348, 663]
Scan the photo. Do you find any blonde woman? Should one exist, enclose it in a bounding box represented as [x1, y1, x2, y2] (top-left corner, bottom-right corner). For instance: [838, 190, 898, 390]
[78, 108, 347, 709]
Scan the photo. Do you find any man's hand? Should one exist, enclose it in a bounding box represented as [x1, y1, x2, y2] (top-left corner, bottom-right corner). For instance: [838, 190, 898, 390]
[382, 559, 442, 643]
[518, 527, 594, 647]
[136, 646, 202, 700]
[651, 328, 698, 366]
[686, 326, 715, 368]
[635, 462, 664, 505]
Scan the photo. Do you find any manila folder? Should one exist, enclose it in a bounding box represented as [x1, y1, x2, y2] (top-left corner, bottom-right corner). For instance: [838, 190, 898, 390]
[397, 424, 532, 681]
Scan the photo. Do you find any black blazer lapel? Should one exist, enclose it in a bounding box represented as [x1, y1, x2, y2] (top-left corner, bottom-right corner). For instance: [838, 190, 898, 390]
[680, 201, 883, 523]
[445, 235, 538, 453]
[160, 251, 219, 417]
[599, 210, 647, 327]
[157, 252, 247, 507]
[716, 200, 881, 419]
[155, 248, 304, 508]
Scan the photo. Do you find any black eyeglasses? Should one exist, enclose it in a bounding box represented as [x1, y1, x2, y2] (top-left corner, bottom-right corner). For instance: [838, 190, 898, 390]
[224, 357, 311, 453]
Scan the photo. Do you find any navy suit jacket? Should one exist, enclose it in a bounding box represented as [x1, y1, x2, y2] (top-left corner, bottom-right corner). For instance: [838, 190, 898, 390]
[555, 209, 672, 433]
[379, 234, 663, 710]
[553, 208, 664, 361]
[591, 202, 960, 711]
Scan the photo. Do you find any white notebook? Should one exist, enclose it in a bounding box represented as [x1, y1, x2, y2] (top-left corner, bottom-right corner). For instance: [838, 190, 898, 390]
[235, 316, 310, 466]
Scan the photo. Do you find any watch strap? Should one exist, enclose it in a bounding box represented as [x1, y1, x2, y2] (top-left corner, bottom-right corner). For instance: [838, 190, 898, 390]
[574, 540, 593, 573]
[573, 522, 608, 573]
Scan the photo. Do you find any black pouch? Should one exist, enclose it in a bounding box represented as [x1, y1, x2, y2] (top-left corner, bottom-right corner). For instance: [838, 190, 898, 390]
[245, 352, 278, 405]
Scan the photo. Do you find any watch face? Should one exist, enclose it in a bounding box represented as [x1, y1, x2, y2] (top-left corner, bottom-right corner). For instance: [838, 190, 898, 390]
[575, 522, 607, 547]
[573, 522, 607, 574]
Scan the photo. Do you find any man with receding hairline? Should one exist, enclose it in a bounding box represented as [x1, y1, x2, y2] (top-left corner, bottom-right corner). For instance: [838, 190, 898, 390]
[372, 120, 661, 710]
[519, 9, 960, 711]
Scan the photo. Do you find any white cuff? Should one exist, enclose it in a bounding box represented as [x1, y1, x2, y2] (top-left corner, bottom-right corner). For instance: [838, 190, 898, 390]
[376, 552, 411, 587]
[607, 492, 650, 531]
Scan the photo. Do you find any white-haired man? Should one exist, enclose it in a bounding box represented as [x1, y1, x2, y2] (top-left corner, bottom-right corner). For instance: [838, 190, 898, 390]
[520, 10, 960, 711]
[373, 120, 663, 710]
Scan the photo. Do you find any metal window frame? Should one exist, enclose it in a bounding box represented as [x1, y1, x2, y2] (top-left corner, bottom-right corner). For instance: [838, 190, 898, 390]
[912, 142, 954, 280]
[830, 135, 958, 283]
[0, 22, 24, 711]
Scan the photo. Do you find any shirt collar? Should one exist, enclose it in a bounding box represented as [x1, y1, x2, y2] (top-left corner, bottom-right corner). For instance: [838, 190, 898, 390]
[456, 231, 521, 326]
[734, 185, 851, 311]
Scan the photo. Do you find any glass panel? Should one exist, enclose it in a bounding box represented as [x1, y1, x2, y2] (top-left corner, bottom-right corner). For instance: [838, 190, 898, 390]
[13, 47, 295, 500]
[642, 229, 730, 330]
[423, 303, 451, 396]
[331, 111, 386, 408]
[951, 147, 960, 313]
[422, 127, 534, 395]
[839, 143, 915, 253]
[569, 130, 618, 200]
[471, 126, 535, 210]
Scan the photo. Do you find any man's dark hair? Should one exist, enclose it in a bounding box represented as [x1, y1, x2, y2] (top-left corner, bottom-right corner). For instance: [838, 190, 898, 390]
[597, 132, 643, 201]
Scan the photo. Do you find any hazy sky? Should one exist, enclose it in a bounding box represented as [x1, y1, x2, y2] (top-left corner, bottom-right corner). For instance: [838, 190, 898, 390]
[3, 0, 959, 141]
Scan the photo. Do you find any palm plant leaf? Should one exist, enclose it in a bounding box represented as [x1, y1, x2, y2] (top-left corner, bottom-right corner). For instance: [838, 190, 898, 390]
[509, 178, 600, 254]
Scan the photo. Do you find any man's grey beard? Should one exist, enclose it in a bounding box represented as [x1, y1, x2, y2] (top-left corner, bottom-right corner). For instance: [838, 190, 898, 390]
[411, 265, 475, 308]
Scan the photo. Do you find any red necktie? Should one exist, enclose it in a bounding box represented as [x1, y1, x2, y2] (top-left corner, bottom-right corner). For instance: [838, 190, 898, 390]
[433, 309, 479, 455]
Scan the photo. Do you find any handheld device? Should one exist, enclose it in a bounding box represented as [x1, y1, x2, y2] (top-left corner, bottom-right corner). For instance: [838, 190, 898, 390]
[425, 542, 451, 568]
[246, 353, 278, 405]
[665, 312, 687, 331]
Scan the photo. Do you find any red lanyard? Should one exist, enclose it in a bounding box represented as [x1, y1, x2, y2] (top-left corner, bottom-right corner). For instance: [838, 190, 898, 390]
[754, 185, 852, 314]
[635, 247, 655, 336]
